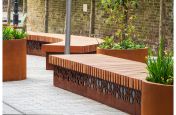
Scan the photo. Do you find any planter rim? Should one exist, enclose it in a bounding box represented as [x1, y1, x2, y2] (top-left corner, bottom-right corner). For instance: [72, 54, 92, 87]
[97, 47, 148, 51]
[3, 38, 26, 41]
[142, 79, 173, 87]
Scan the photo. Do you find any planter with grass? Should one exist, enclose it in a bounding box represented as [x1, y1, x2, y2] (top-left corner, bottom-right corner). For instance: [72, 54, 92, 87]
[3, 27, 27, 81]
[141, 39, 173, 115]
[97, 37, 148, 63]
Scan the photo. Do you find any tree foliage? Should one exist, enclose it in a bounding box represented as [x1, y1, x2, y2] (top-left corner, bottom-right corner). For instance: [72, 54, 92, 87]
[100, 0, 139, 40]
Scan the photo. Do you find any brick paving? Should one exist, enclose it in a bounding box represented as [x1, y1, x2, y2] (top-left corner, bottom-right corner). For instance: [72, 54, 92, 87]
[3, 55, 128, 115]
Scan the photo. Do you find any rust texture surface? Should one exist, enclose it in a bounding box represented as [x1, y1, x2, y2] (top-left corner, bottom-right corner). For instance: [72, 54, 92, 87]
[3, 39, 26, 81]
[142, 81, 173, 115]
[54, 66, 141, 115]
[49, 54, 147, 114]
[27, 40, 50, 56]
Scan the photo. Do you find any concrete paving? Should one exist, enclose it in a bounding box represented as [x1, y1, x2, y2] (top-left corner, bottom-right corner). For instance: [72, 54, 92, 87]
[3, 55, 128, 115]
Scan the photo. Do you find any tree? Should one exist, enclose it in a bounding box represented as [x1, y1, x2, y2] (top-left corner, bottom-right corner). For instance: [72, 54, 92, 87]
[44, 0, 49, 33]
[158, 0, 165, 56]
[100, 0, 138, 41]
[7, 0, 11, 24]
[23, 0, 27, 14]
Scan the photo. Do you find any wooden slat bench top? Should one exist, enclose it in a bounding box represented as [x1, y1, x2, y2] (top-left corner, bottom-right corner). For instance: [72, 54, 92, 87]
[41, 35, 102, 53]
[49, 54, 147, 90]
[27, 31, 102, 44]
[27, 31, 64, 43]
[45, 37, 102, 46]
[42, 39, 102, 53]
[27, 31, 103, 53]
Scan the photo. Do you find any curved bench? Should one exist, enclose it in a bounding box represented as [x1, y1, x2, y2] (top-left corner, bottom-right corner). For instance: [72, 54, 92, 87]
[49, 54, 147, 115]
[27, 31, 63, 56]
[26, 31, 103, 70]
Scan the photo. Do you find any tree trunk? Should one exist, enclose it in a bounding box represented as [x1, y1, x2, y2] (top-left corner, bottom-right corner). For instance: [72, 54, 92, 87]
[44, 0, 49, 33]
[122, 1, 128, 40]
[7, 0, 11, 24]
[159, 0, 165, 56]
[23, 0, 27, 14]
[89, 0, 95, 37]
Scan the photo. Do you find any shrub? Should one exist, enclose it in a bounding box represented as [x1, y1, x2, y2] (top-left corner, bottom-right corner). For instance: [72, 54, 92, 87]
[99, 0, 145, 50]
[3, 26, 27, 40]
[3, 27, 14, 40]
[98, 36, 115, 49]
[146, 39, 173, 85]
[100, 0, 140, 41]
[99, 36, 145, 49]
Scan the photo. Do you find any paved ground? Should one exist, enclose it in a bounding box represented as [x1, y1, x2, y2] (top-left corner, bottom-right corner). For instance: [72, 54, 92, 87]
[3, 55, 128, 115]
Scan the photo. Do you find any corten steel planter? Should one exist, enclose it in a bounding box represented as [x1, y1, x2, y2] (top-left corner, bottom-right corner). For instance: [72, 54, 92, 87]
[3, 39, 26, 81]
[141, 80, 173, 115]
[97, 48, 148, 63]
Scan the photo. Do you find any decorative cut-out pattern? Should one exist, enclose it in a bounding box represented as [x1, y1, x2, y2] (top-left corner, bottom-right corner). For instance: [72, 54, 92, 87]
[54, 66, 141, 105]
[27, 40, 49, 56]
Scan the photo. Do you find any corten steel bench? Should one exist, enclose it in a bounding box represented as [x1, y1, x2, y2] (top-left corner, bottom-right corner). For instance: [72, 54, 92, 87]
[42, 36, 103, 70]
[27, 31, 63, 56]
[26, 32, 103, 70]
[49, 54, 147, 115]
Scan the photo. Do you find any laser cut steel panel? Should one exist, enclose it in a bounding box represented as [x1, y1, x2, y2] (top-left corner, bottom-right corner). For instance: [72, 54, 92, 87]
[53, 66, 141, 115]
[27, 40, 50, 56]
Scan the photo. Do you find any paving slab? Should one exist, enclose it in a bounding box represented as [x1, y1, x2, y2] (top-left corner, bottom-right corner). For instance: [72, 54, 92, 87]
[3, 55, 128, 115]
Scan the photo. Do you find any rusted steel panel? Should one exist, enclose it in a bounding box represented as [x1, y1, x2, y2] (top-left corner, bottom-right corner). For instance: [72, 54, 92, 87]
[3, 39, 26, 81]
[54, 66, 141, 115]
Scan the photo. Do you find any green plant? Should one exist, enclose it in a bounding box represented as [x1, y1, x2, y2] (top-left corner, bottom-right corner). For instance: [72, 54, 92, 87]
[146, 38, 173, 85]
[100, 0, 139, 41]
[3, 27, 14, 40]
[99, 0, 145, 49]
[114, 38, 145, 49]
[98, 36, 115, 49]
[99, 36, 145, 49]
[3, 26, 27, 40]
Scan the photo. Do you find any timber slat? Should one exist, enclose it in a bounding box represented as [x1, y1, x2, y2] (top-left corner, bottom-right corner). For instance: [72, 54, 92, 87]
[27, 31, 103, 55]
[49, 54, 147, 90]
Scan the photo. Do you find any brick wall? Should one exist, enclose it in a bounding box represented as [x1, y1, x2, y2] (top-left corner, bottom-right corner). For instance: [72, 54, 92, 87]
[3, 0, 23, 12]
[27, 0, 91, 35]
[47, 0, 65, 33]
[26, 0, 173, 51]
[27, 0, 45, 32]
